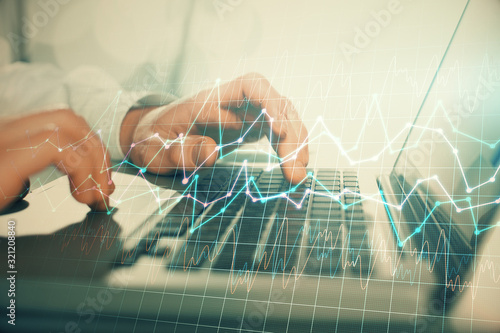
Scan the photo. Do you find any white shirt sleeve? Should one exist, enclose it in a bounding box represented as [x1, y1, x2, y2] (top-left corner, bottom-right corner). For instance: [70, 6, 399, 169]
[63, 65, 153, 160]
[0, 62, 174, 160]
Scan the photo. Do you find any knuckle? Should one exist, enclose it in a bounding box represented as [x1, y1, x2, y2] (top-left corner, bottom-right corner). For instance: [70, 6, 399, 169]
[246, 72, 264, 80]
[86, 134, 105, 151]
[76, 141, 93, 157]
[38, 129, 56, 141]
[246, 72, 269, 85]
[54, 109, 90, 132]
[52, 108, 79, 122]
[288, 104, 299, 116]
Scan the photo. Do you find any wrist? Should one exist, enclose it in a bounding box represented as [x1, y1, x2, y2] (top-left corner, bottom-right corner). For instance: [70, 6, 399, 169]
[119, 93, 178, 156]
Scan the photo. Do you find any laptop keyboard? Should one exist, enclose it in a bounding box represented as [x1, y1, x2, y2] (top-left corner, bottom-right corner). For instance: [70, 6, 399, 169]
[122, 169, 372, 278]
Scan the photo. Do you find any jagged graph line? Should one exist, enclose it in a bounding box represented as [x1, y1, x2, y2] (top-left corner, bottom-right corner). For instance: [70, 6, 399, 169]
[6, 62, 500, 250]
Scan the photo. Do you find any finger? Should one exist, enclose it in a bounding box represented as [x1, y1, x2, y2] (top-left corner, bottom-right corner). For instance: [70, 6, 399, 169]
[153, 102, 244, 137]
[81, 132, 115, 200]
[19, 179, 30, 200]
[208, 73, 288, 139]
[0, 131, 58, 210]
[192, 102, 271, 147]
[283, 104, 309, 167]
[59, 143, 108, 210]
[83, 137, 114, 210]
[272, 105, 309, 184]
[61, 128, 114, 211]
[192, 105, 244, 131]
[144, 135, 218, 174]
[64, 161, 101, 209]
[186, 135, 218, 169]
[275, 121, 308, 185]
[0, 110, 113, 211]
[190, 106, 247, 144]
[0, 178, 30, 213]
[0, 109, 89, 149]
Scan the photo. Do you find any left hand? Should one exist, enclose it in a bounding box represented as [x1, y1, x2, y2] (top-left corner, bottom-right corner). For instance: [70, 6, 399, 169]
[0, 109, 114, 212]
[120, 73, 309, 184]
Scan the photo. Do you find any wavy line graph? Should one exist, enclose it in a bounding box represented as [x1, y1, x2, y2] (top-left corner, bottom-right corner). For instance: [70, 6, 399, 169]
[55, 208, 499, 297]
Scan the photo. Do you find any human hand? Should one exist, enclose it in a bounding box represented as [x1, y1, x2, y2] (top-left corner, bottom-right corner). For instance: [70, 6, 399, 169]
[120, 73, 309, 184]
[0, 109, 114, 212]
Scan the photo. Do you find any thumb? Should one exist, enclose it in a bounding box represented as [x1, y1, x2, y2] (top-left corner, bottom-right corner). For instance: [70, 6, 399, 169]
[166, 135, 218, 171]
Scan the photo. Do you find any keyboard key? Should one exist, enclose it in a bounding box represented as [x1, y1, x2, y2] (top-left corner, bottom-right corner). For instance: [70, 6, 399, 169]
[343, 181, 359, 187]
[313, 201, 342, 209]
[311, 210, 343, 220]
[214, 200, 271, 270]
[313, 196, 339, 204]
[317, 170, 340, 178]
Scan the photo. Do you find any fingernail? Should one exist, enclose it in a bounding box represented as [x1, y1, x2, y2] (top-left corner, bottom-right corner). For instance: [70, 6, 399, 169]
[108, 179, 115, 194]
[20, 179, 30, 200]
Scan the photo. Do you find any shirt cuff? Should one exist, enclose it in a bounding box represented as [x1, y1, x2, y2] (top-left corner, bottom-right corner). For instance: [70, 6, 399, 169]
[98, 91, 178, 161]
[118, 93, 178, 159]
[64, 66, 177, 161]
[70, 89, 153, 161]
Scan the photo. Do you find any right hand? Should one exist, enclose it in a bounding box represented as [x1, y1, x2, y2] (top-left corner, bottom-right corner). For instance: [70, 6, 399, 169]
[121, 73, 309, 184]
[0, 109, 114, 212]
